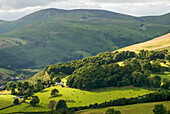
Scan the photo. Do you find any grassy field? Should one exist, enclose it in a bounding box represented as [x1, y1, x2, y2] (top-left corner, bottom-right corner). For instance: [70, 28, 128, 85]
[150, 71, 170, 80]
[0, 68, 16, 75]
[0, 95, 16, 109]
[118, 33, 170, 52]
[76, 101, 170, 114]
[21, 69, 42, 73]
[0, 86, 155, 113]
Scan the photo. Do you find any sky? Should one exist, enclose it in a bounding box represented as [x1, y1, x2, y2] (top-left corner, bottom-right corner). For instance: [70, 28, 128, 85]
[0, 0, 170, 21]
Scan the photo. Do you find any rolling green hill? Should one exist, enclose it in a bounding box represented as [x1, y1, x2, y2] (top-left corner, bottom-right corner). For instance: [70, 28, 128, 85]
[140, 13, 170, 25]
[76, 101, 170, 114]
[0, 86, 155, 113]
[0, 33, 170, 113]
[0, 70, 11, 85]
[0, 8, 170, 69]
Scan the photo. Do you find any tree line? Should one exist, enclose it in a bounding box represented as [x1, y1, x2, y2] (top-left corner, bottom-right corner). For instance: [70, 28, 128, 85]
[43, 49, 170, 90]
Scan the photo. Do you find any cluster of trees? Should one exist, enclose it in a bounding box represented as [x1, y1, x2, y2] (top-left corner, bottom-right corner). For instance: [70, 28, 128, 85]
[44, 51, 136, 76]
[47, 100, 74, 114]
[153, 104, 169, 114]
[30, 96, 40, 106]
[51, 89, 60, 97]
[44, 51, 136, 84]
[137, 50, 167, 60]
[106, 108, 121, 114]
[69, 91, 170, 112]
[67, 58, 166, 90]
[0, 50, 35, 69]
[43, 50, 169, 90]
[13, 98, 19, 105]
[5, 80, 44, 99]
[13, 95, 40, 106]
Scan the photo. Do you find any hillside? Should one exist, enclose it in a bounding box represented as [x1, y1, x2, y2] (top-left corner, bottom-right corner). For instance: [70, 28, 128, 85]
[76, 101, 170, 114]
[0, 34, 170, 113]
[0, 86, 155, 113]
[0, 8, 170, 69]
[140, 13, 170, 25]
[118, 33, 170, 52]
[0, 71, 11, 85]
[27, 33, 170, 87]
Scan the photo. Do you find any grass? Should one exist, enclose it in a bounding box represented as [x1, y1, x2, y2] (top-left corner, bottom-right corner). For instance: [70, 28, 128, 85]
[0, 95, 16, 109]
[0, 90, 11, 95]
[118, 33, 170, 52]
[76, 101, 170, 114]
[26, 71, 67, 84]
[22, 69, 42, 73]
[150, 71, 170, 80]
[0, 37, 28, 48]
[75, 50, 92, 57]
[0, 68, 16, 75]
[0, 86, 155, 113]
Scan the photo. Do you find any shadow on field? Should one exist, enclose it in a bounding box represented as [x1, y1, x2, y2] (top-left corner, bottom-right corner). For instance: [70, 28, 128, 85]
[25, 105, 44, 109]
[49, 94, 62, 99]
[40, 90, 49, 93]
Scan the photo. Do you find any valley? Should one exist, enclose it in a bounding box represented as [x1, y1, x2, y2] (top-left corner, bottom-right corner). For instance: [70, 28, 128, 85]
[0, 8, 170, 114]
[0, 9, 170, 69]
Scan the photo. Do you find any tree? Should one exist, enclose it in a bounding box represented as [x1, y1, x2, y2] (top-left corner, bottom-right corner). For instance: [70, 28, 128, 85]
[56, 100, 67, 110]
[105, 108, 121, 114]
[51, 89, 59, 96]
[47, 100, 57, 110]
[154, 76, 161, 88]
[106, 108, 114, 114]
[22, 81, 29, 90]
[6, 81, 16, 90]
[165, 54, 170, 62]
[11, 87, 16, 95]
[50, 72, 55, 81]
[114, 111, 121, 114]
[54, 77, 61, 82]
[13, 98, 19, 105]
[35, 80, 43, 92]
[161, 79, 170, 89]
[153, 104, 167, 114]
[53, 108, 74, 114]
[17, 82, 22, 88]
[30, 96, 40, 106]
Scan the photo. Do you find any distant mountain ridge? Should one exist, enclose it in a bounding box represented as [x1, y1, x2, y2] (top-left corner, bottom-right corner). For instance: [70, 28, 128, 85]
[140, 13, 170, 25]
[0, 8, 137, 34]
[0, 8, 170, 69]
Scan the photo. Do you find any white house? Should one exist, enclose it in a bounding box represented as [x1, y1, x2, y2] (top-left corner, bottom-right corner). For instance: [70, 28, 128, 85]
[15, 77, 20, 80]
[55, 81, 64, 85]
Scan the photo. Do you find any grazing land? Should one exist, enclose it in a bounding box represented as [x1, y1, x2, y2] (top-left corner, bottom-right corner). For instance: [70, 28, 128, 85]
[118, 33, 170, 52]
[0, 86, 155, 113]
[0, 68, 16, 75]
[0, 95, 16, 109]
[76, 101, 170, 114]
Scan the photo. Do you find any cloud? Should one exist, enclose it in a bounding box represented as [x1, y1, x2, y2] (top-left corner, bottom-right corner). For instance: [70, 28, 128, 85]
[96, 1, 170, 16]
[91, 0, 170, 3]
[0, 0, 63, 11]
[0, 0, 170, 20]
